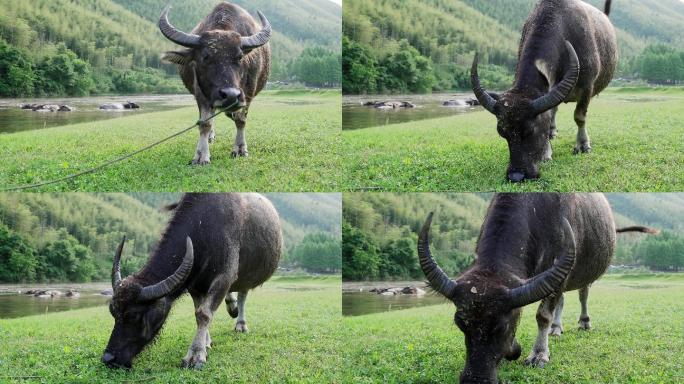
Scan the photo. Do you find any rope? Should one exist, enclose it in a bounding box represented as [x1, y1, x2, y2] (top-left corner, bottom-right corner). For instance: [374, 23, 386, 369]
[1, 103, 235, 192]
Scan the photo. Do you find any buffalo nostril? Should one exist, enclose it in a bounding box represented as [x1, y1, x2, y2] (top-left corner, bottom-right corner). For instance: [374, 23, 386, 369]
[219, 88, 241, 100]
[508, 171, 525, 183]
[102, 352, 115, 364]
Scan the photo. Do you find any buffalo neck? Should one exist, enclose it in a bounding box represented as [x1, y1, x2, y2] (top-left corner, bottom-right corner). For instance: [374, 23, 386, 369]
[475, 194, 548, 283]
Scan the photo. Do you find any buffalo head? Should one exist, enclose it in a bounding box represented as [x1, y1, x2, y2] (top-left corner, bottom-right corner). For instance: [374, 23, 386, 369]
[418, 213, 576, 384]
[471, 41, 580, 182]
[102, 236, 194, 369]
[159, 6, 270, 111]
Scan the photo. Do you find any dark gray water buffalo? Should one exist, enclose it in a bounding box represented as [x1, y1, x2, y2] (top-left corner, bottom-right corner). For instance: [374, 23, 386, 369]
[159, 2, 271, 164]
[418, 193, 657, 383]
[472, 0, 617, 182]
[102, 193, 282, 369]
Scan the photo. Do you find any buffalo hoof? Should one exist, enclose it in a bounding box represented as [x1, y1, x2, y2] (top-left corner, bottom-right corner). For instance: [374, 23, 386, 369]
[191, 158, 211, 166]
[524, 351, 550, 368]
[231, 147, 249, 158]
[235, 320, 249, 333]
[573, 143, 592, 155]
[507, 172, 525, 183]
[578, 317, 592, 330]
[549, 324, 563, 336]
[181, 353, 207, 369]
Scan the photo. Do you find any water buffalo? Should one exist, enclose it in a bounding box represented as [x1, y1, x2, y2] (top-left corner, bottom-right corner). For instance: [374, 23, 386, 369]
[472, 0, 617, 182]
[159, 2, 271, 164]
[418, 193, 657, 383]
[102, 193, 282, 369]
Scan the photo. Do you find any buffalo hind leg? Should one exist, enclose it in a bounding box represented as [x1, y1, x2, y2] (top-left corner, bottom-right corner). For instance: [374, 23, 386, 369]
[226, 292, 238, 318]
[573, 90, 593, 154]
[231, 110, 249, 158]
[549, 293, 564, 336]
[192, 107, 214, 165]
[182, 273, 234, 369]
[234, 291, 249, 332]
[525, 294, 561, 367]
[578, 286, 592, 330]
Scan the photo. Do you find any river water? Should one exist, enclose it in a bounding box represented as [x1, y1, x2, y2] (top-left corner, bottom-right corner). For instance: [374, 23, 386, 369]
[342, 93, 482, 130]
[0, 94, 195, 134]
[0, 283, 111, 319]
[343, 281, 449, 316]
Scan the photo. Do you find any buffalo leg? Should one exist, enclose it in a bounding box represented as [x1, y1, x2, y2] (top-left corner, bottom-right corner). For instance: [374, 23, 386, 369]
[182, 273, 234, 369]
[549, 293, 564, 336]
[225, 292, 239, 318]
[549, 106, 558, 139]
[231, 110, 249, 158]
[578, 286, 592, 330]
[235, 291, 249, 332]
[525, 294, 561, 367]
[191, 295, 212, 349]
[192, 107, 214, 165]
[572, 90, 593, 154]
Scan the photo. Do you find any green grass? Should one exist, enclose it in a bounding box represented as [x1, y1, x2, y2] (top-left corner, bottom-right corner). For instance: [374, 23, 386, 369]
[0, 277, 342, 383]
[341, 88, 684, 192]
[0, 90, 341, 192]
[340, 274, 684, 383]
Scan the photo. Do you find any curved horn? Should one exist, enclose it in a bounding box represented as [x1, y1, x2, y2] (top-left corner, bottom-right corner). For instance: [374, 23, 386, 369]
[240, 11, 271, 50]
[159, 6, 201, 48]
[418, 213, 458, 299]
[112, 236, 125, 290]
[139, 237, 195, 301]
[507, 218, 576, 308]
[531, 41, 580, 114]
[471, 53, 498, 114]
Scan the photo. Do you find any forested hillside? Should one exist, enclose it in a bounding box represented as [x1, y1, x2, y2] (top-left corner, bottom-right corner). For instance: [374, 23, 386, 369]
[0, 0, 341, 97]
[343, 194, 684, 281]
[0, 193, 341, 283]
[343, 0, 684, 94]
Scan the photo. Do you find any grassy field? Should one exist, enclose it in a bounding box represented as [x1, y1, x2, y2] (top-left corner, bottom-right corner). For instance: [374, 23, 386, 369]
[0, 90, 341, 192]
[340, 274, 684, 383]
[0, 276, 342, 384]
[342, 88, 684, 192]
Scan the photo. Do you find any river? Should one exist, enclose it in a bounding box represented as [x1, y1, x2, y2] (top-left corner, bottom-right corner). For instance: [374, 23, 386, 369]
[343, 281, 449, 316]
[0, 283, 111, 319]
[342, 93, 483, 130]
[0, 94, 195, 134]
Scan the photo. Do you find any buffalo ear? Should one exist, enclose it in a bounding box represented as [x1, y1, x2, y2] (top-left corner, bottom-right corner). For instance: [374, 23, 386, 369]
[534, 59, 556, 88]
[162, 50, 192, 65]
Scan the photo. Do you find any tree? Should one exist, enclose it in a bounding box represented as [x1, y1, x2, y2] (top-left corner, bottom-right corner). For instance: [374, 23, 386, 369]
[342, 222, 381, 280]
[0, 224, 38, 283]
[41, 229, 97, 282]
[342, 36, 379, 94]
[292, 232, 341, 273]
[0, 39, 35, 97]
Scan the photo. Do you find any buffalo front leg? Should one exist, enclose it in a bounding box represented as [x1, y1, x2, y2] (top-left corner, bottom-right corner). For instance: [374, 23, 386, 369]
[549, 106, 558, 139]
[525, 294, 561, 367]
[182, 273, 233, 369]
[231, 113, 248, 158]
[192, 108, 214, 165]
[578, 286, 592, 330]
[549, 293, 564, 336]
[234, 291, 249, 333]
[573, 90, 593, 154]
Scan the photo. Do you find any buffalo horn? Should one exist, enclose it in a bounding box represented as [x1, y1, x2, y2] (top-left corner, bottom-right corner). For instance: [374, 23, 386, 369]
[240, 11, 271, 50]
[470, 53, 498, 114]
[418, 213, 458, 299]
[112, 236, 125, 290]
[159, 6, 201, 48]
[139, 237, 195, 301]
[507, 218, 576, 308]
[531, 41, 580, 114]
